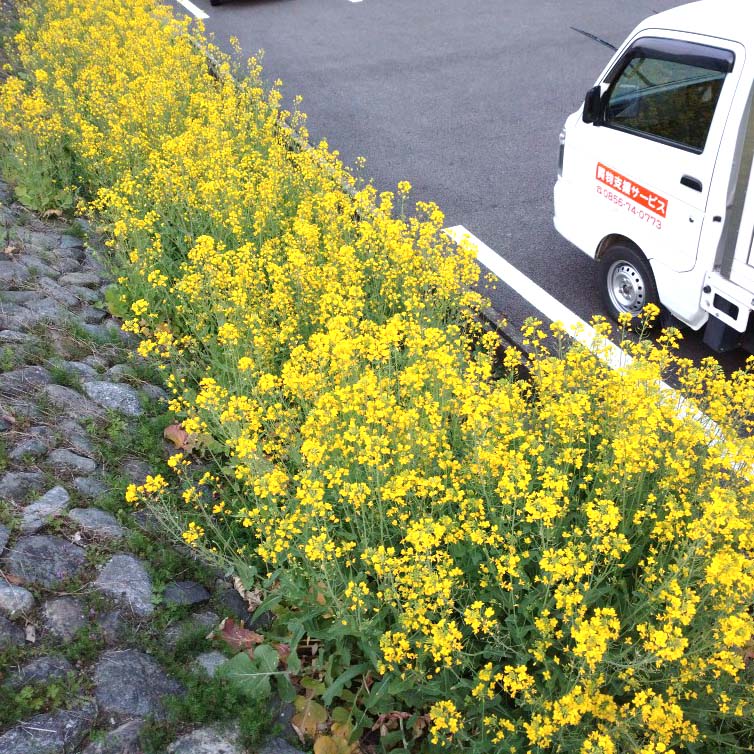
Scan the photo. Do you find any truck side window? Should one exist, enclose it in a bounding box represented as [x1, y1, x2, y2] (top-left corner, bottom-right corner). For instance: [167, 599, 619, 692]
[603, 38, 734, 153]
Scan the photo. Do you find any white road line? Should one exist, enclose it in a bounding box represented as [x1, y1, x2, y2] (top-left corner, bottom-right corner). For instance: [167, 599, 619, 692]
[176, 0, 209, 20]
[445, 224, 631, 371]
[444, 224, 724, 435]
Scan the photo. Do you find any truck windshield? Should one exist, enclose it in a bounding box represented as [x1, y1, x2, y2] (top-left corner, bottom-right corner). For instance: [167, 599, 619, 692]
[604, 37, 735, 153]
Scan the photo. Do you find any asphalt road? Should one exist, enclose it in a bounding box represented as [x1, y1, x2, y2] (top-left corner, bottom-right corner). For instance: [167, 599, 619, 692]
[171, 0, 748, 370]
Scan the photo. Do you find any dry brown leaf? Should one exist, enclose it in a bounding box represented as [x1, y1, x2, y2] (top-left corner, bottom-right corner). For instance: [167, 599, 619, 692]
[371, 711, 410, 732]
[413, 714, 430, 739]
[274, 642, 291, 666]
[215, 617, 264, 652]
[292, 695, 328, 740]
[163, 423, 194, 451]
[4, 573, 24, 586]
[2, 244, 19, 257]
[232, 575, 262, 612]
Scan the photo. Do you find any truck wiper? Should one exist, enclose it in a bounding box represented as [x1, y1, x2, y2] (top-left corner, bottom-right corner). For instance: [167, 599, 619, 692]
[570, 27, 618, 52]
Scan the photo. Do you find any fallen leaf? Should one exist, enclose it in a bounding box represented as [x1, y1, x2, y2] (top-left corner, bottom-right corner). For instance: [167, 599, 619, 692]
[412, 714, 430, 739]
[163, 423, 194, 451]
[274, 642, 291, 666]
[233, 575, 262, 611]
[4, 573, 24, 586]
[2, 244, 19, 257]
[292, 695, 328, 739]
[215, 617, 264, 652]
[24, 624, 36, 643]
[372, 711, 410, 733]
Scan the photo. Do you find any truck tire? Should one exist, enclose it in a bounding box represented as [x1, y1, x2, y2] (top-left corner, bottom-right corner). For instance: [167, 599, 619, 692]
[599, 244, 660, 322]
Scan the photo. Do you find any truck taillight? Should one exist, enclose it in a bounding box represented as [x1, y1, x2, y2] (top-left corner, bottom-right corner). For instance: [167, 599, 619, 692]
[558, 130, 566, 177]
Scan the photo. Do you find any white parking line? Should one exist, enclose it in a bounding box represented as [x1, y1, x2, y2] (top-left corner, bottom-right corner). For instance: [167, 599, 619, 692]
[176, 0, 209, 20]
[444, 225, 724, 434]
[445, 225, 631, 370]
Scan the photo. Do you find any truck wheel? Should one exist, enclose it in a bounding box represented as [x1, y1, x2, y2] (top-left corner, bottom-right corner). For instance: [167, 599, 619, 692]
[599, 245, 660, 322]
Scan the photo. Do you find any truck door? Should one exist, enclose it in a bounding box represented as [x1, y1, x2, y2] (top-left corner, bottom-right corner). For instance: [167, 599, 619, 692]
[574, 35, 741, 273]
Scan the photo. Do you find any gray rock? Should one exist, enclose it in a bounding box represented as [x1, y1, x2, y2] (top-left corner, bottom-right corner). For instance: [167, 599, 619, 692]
[80, 323, 111, 341]
[94, 649, 182, 720]
[17, 254, 58, 278]
[83, 354, 110, 371]
[0, 702, 96, 754]
[53, 256, 81, 275]
[0, 366, 53, 397]
[83, 381, 143, 417]
[10, 401, 44, 422]
[98, 608, 128, 645]
[82, 720, 144, 754]
[8, 298, 66, 330]
[14, 228, 58, 249]
[5, 535, 86, 587]
[0, 525, 9, 555]
[94, 554, 154, 617]
[31, 296, 66, 317]
[38, 277, 79, 307]
[164, 581, 210, 607]
[164, 611, 220, 649]
[58, 419, 96, 458]
[8, 655, 74, 689]
[69, 285, 99, 304]
[0, 471, 46, 503]
[82, 305, 108, 324]
[216, 587, 251, 624]
[194, 651, 227, 678]
[0, 583, 35, 618]
[43, 597, 87, 642]
[0, 260, 30, 287]
[104, 364, 134, 382]
[122, 458, 151, 485]
[43, 384, 103, 419]
[167, 726, 242, 754]
[0, 290, 39, 306]
[141, 383, 169, 402]
[0, 291, 37, 305]
[73, 476, 108, 500]
[21, 486, 71, 533]
[9, 437, 48, 461]
[0, 329, 32, 344]
[59, 235, 84, 251]
[48, 448, 97, 475]
[68, 508, 124, 539]
[0, 615, 25, 647]
[258, 738, 306, 754]
[59, 271, 101, 288]
[58, 360, 99, 381]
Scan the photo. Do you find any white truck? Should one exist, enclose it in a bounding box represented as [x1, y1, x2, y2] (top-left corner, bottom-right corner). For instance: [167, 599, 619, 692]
[554, 0, 754, 352]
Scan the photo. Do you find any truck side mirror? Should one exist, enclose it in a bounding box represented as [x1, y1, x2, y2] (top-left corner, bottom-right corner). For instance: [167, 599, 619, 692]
[582, 85, 603, 124]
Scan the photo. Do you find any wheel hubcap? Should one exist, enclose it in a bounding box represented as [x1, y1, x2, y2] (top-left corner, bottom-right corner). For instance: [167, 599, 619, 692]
[607, 261, 646, 313]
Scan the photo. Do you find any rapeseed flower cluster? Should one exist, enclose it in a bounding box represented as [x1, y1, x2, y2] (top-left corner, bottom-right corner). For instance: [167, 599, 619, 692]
[2, 1, 754, 752]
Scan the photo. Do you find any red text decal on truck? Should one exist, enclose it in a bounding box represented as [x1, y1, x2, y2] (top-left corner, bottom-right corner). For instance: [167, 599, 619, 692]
[596, 163, 667, 218]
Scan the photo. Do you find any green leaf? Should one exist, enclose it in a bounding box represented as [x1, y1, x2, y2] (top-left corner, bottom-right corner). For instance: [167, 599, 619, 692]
[364, 675, 393, 711]
[217, 651, 271, 700]
[235, 561, 258, 591]
[254, 643, 280, 674]
[276, 672, 297, 703]
[103, 284, 130, 318]
[323, 663, 370, 707]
